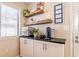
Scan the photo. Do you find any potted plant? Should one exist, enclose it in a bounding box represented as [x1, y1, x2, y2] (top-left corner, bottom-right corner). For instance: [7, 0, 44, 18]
[23, 9, 30, 16]
[30, 28, 39, 38]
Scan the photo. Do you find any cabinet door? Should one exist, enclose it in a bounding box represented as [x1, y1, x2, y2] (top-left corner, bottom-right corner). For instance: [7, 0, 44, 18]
[20, 38, 33, 57]
[45, 42, 64, 57]
[33, 40, 45, 57]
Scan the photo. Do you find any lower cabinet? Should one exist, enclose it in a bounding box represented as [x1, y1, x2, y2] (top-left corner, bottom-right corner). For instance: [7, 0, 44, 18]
[33, 40, 64, 57]
[20, 38, 64, 57]
[20, 38, 33, 57]
[33, 40, 46, 57]
[44, 42, 64, 57]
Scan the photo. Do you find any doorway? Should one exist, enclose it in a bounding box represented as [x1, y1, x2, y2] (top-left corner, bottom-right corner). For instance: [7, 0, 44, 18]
[73, 10, 79, 57]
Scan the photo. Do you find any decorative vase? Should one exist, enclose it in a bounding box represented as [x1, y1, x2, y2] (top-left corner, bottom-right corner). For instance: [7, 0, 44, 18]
[34, 33, 37, 39]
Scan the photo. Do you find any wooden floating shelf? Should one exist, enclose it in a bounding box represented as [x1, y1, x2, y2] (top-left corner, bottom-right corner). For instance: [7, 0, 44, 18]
[25, 19, 52, 26]
[25, 9, 44, 17]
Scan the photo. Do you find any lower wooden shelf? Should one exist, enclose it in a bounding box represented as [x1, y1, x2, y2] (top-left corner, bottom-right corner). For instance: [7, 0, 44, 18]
[25, 19, 52, 26]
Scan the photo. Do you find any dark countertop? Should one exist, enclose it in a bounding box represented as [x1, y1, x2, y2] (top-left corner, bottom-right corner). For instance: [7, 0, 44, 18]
[20, 36, 66, 44]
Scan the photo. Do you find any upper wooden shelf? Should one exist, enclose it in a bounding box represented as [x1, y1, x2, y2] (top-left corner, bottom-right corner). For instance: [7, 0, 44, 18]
[25, 9, 44, 17]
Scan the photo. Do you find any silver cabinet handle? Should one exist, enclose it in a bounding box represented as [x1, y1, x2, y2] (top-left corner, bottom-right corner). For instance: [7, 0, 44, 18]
[75, 36, 79, 43]
[43, 43, 44, 50]
[75, 39, 79, 43]
[43, 43, 47, 50]
[45, 44, 47, 50]
[75, 36, 79, 39]
[24, 40, 27, 44]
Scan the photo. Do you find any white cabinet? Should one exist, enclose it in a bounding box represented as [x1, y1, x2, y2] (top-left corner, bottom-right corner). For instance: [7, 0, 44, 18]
[33, 40, 46, 57]
[45, 42, 64, 57]
[20, 38, 64, 57]
[33, 40, 64, 57]
[20, 38, 33, 57]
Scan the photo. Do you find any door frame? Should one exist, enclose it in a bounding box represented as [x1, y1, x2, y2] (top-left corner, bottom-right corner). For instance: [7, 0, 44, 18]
[70, 6, 79, 56]
[73, 10, 79, 57]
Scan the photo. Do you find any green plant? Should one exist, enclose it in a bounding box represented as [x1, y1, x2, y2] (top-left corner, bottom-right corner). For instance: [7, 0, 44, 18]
[23, 9, 30, 16]
[31, 28, 39, 34]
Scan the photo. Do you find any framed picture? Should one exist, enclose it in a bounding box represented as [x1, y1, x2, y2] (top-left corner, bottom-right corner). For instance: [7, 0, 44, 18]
[54, 3, 63, 24]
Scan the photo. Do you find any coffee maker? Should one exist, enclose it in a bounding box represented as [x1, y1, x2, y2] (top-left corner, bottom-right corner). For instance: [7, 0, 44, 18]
[46, 27, 55, 39]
